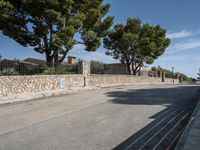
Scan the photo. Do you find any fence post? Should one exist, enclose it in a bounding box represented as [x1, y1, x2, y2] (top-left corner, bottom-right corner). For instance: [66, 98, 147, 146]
[78, 61, 91, 87]
[161, 71, 165, 82]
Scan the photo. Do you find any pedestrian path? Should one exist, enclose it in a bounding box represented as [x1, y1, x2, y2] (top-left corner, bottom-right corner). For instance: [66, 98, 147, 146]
[176, 100, 200, 150]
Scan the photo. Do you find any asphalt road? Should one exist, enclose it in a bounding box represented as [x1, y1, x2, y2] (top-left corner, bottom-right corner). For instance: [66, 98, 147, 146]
[0, 84, 199, 150]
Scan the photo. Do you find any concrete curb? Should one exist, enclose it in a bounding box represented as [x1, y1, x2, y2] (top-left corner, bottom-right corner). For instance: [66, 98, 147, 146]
[175, 98, 200, 150]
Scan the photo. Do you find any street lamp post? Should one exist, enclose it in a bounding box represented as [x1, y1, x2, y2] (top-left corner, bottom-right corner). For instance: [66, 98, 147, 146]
[172, 67, 174, 84]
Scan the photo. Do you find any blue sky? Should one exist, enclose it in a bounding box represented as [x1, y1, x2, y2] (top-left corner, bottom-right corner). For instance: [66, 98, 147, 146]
[0, 0, 200, 78]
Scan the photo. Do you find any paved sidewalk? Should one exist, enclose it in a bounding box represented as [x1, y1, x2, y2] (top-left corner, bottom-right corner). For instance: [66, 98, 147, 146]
[176, 99, 200, 150]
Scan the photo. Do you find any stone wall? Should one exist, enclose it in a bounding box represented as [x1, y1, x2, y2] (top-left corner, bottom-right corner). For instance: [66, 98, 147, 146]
[104, 63, 149, 76]
[104, 64, 128, 74]
[78, 61, 90, 77]
[0, 75, 84, 96]
[0, 74, 179, 97]
[0, 61, 179, 99]
[90, 74, 163, 87]
[164, 78, 179, 84]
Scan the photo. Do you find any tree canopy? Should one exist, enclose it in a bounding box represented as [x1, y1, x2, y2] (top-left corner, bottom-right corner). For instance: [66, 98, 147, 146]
[104, 18, 170, 75]
[0, 0, 113, 66]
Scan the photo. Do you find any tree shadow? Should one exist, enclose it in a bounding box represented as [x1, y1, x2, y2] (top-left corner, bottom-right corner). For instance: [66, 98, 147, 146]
[105, 86, 200, 150]
[107, 86, 199, 107]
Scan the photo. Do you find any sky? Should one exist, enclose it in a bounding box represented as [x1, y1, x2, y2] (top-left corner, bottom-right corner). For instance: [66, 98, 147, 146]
[0, 0, 200, 78]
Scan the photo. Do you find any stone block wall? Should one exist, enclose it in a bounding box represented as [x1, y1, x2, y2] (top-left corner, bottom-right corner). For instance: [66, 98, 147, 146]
[78, 61, 90, 77]
[0, 61, 179, 98]
[89, 75, 163, 87]
[164, 78, 179, 84]
[0, 75, 84, 96]
[104, 63, 149, 76]
[104, 64, 128, 74]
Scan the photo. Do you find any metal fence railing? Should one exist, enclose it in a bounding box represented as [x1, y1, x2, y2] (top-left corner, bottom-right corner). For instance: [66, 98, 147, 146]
[0, 59, 78, 76]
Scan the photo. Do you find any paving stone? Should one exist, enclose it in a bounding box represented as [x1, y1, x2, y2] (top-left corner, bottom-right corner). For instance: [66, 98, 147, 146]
[194, 117, 200, 125]
[197, 110, 200, 117]
[186, 135, 200, 145]
[184, 143, 200, 150]
[189, 127, 200, 137]
[176, 99, 200, 150]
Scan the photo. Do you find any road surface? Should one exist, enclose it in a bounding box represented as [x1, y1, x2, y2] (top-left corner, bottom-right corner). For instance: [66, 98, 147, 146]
[0, 84, 199, 150]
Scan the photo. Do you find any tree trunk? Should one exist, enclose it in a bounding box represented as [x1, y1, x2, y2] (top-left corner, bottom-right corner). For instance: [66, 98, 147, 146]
[126, 63, 131, 75]
[131, 62, 142, 76]
[46, 54, 53, 67]
[45, 50, 59, 67]
[53, 50, 59, 67]
[45, 49, 69, 67]
[132, 70, 137, 75]
[131, 62, 137, 75]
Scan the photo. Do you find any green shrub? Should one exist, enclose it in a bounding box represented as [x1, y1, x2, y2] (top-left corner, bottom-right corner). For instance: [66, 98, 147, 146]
[0, 64, 78, 76]
[91, 60, 105, 74]
[41, 64, 78, 75]
[0, 68, 19, 76]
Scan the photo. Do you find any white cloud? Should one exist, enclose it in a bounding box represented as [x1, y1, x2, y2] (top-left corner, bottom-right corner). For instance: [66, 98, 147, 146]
[159, 55, 188, 61]
[173, 39, 200, 50]
[167, 30, 193, 39]
[166, 39, 200, 54]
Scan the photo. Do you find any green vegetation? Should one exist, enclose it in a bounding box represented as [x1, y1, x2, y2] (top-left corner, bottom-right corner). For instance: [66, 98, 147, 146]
[90, 60, 105, 74]
[180, 73, 193, 82]
[0, 0, 113, 67]
[104, 18, 170, 75]
[41, 64, 78, 75]
[0, 68, 19, 76]
[0, 1, 193, 79]
[0, 64, 78, 76]
[151, 66, 194, 81]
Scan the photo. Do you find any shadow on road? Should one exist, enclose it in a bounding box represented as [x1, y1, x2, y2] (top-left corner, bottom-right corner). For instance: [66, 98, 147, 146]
[106, 86, 200, 150]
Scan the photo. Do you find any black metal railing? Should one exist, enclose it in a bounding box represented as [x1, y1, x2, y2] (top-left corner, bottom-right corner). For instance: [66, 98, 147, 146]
[0, 60, 78, 76]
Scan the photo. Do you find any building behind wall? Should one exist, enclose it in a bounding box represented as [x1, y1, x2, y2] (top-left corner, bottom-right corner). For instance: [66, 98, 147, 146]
[23, 58, 46, 67]
[0, 59, 39, 70]
[67, 56, 77, 64]
[0, 56, 78, 75]
[24, 56, 77, 66]
[104, 64, 128, 74]
[104, 63, 149, 76]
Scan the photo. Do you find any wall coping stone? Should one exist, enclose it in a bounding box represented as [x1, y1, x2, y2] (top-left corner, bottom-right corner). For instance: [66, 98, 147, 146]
[0, 74, 83, 78]
[91, 74, 162, 78]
